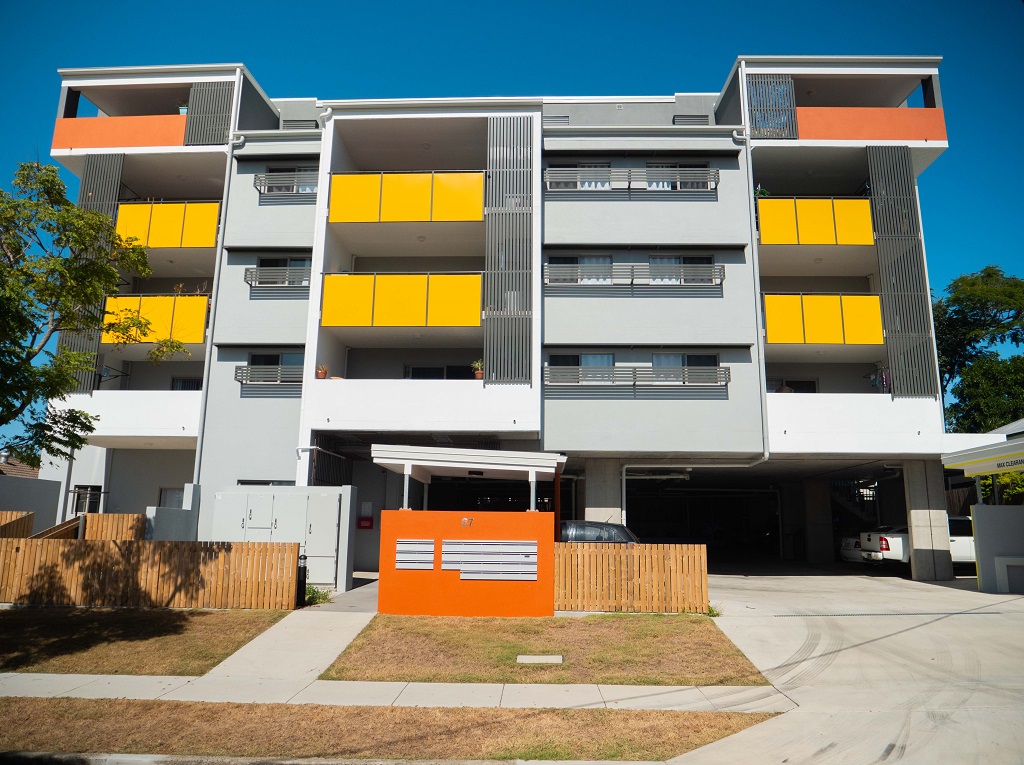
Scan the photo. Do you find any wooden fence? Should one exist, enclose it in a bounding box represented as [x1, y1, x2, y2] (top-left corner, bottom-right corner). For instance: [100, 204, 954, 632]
[27, 513, 147, 541]
[0, 512, 33, 539]
[0, 540, 299, 609]
[30, 517, 79, 540]
[555, 542, 708, 614]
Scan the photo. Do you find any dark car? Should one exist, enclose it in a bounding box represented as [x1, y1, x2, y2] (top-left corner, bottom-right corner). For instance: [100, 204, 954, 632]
[560, 520, 640, 543]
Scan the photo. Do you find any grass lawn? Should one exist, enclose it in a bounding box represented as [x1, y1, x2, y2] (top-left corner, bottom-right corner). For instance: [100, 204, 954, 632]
[322, 613, 767, 686]
[0, 607, 287, 675]
[0, 698, 774, 760]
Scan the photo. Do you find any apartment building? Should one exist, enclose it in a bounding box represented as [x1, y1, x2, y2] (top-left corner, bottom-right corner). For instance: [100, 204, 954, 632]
[39, 57, 999, 583]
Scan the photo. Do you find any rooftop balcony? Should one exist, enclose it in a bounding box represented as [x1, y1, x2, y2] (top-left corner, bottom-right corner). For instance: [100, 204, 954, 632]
[115, 201, 219, 249]
[794, 107, 946, 142]
[101, 294, 209, 347]
[53, 115, 189, 151]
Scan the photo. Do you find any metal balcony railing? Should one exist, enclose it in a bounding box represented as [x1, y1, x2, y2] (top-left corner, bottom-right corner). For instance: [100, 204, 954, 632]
[543, 167, 719, 191]
[544, 366, 731, 386]
[543, 264, 725, 286]
[252, 172, 319, 196]
[243, 267, 312, 287]
[233, 365, 304, 384]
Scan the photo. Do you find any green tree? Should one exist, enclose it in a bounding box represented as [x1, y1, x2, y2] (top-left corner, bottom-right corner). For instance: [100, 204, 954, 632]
[0, 163, 182, 466]
[946, 355, 1024, 433]
[933, 265, 1024, 398]
[979, 472, 1024, 505]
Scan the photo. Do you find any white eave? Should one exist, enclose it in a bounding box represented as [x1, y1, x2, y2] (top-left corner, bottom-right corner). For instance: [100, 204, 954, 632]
[943, 437, 1024, 477]
[372, 444, 566, 483]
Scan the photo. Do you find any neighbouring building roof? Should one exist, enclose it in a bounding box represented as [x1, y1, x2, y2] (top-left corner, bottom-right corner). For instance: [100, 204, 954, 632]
[0, 458, 40, 480]
[990, 417, 1024, 439]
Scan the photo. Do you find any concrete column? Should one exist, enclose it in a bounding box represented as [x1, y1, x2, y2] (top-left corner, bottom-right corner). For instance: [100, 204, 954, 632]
[583, 459, 622, 524]
[904, 459, 953, 581]
[803, 479, 834, 564]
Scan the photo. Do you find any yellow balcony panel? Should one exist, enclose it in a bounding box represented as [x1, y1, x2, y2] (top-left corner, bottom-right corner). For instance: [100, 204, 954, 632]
[171, 296, 209, 343]
[138, 296, 175, 342]
[764, 294, 804, 343]
[841, 295, 884, 344]
[330, 174, 381, 223]
[833, 199, 874, 245]
[322, 274, 374, 326]
[795, 199, 836, 245]
[115, 204, 152, 245]
[101, 296, 142, 344]
[427, 274, 482, 326]
[432, 173, 485, 222]
[180, 203, 219, 248]
[147, 204, 187, 248]
[374, 274, 428, 326]
[758, 198, 798, 245]
[802, 295, 844, 344]
[380, 174, 432, 222]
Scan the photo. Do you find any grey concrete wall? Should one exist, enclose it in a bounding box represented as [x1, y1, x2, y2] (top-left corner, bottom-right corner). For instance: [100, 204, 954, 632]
[542, 348, 763, 454]
[583, 459, 622, 523]
[904, 459, 953, 581]
[354, 256, 484, 273]
[99, 361, 206, 391]
[765, 363, 879, 394]
[214, 250, 311, 345]
[145, 505, 199, 541]
[543, 250, 757, 346]
[543, 156, 750, 246]
[0, 476, 60, 533]
[714, 75, 743, 126]
[223, 159, 318, 249]
[237, 76, 279, 131]
[106, 449, 195, 514]
[803, 479, 834, 564]
[196, 346, 304, 537]
[973, 504, 1024, 594]
[543, 101, 681, 127]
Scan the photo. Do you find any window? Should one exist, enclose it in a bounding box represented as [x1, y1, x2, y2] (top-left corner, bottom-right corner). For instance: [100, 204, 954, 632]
[548, 163, 610, 191]
[682, 255, 714, 285]
[767, 377, 817, 393]
[249, 352, 304, 367]
[266, 166, 318, 194]
[686, 354, 718, 368]
[650, 256, 681, 285]
[171, 377, 202, 391]
[548, 354, 579, 367]
[73, 485, 102, 514]
[237, 480, 296, 487]
[404, 365, 475, 380]
[255, 256, 312, 286]
[646, 162, 710, 191]
[547, 255, 579, 284]
[158, 487, 184, 509]
[580, 255, 612, 285]
[580, 353, 614, 383]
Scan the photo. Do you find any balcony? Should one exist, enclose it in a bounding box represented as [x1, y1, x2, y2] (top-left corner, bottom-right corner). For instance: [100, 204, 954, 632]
[321, 273, 482, 328]
[101, 294, 209, 346]
[60, 391, 200, 449]
[543, 166, 719, 197]
[115, 201, 220, 248]
[52, 115, 188, 151]
[757, 198, 873, 246]
[543, 263, 725, 287]
[763, 294, 883, 345]
[795, 107, 946, 142]
[328, 171, 484, 223]
[252, 171, 319, 204]
[233, 366, 304, 384]
[243, 267, 312, 288]
[544, 366, 730, 387]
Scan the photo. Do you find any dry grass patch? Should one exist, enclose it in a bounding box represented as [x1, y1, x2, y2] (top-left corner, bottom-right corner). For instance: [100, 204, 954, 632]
[0, 608, 287, 675]
[323, 613, 766, 685]
[0, 698, 773, 760]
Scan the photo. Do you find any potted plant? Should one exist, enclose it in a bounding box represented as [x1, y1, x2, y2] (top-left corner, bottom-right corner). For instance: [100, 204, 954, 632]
[471, 359, 484, 380]
[315, 363, 328, 379]
[177, 101, 189, 116]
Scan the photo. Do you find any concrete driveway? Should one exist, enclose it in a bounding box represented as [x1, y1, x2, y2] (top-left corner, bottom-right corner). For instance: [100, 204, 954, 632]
[674, 571, 1024, 764]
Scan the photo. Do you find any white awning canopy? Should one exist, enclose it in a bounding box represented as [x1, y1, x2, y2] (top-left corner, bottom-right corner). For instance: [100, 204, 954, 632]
[942, 438, 1021, 477]
[372, 444, 566, 483]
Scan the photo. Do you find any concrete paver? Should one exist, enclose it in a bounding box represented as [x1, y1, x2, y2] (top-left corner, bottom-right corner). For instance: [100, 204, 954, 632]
[0, 672, 100, 697]
[598, 684, 713, 711]
[396, 682, 504, 708]
[55, 675, 193, 700]
[696, 685, 796, 713]
[161, 676, 310, 704]
[499, 683, 605, 709]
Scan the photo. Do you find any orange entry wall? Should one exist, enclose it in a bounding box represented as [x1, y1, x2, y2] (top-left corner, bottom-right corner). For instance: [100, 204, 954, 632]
[796, 107, 946, 142]
[378, 510, 554, 617]
[52, 115, 188, 150]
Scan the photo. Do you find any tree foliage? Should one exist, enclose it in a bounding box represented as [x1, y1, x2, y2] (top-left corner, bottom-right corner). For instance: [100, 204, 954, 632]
[0, 163, 182, 466]
[933, 265, 1024, 398]
[979, 471, 1024, 505]
[946, 355, 1024, 434]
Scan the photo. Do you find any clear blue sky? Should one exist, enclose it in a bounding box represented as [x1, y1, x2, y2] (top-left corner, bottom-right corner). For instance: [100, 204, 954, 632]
[3, 0, 1021, 292]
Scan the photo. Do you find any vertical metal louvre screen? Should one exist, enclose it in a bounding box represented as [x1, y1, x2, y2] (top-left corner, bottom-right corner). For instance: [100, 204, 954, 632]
[484, 115, 533, 385]
[747, 74, 798, 139]
[61, 154, 125, 393]
[868, 145, 940, 398]
[183, 82, 234, 146]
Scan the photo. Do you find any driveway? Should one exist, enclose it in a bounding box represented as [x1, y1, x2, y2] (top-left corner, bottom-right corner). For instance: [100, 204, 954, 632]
[674, 571, 1024, 764]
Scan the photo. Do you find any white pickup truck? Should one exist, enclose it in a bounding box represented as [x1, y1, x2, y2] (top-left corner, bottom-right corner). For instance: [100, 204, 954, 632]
[860, 516, 975, 564]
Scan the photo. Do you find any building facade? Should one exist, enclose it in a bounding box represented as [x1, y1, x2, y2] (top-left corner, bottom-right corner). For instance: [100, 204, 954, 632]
[40, 57, 998, 582]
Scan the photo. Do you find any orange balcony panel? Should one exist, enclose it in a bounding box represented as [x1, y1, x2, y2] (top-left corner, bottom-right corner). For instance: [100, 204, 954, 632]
[52, 116, 188, 150]
[795, 108, 947, 142]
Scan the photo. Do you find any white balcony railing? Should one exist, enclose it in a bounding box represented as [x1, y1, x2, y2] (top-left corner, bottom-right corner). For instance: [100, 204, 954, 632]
[544, 366, 730, 386]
